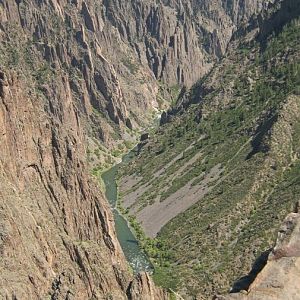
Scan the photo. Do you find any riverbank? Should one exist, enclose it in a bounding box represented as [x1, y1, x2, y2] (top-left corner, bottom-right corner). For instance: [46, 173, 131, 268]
[101, 152, 153, 274]
[99, 112, 177, 286]
[116, 152, 180, 291]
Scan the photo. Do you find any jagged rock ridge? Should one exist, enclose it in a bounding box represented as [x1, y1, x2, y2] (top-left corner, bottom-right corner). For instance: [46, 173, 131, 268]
[2, 0, 271, 136]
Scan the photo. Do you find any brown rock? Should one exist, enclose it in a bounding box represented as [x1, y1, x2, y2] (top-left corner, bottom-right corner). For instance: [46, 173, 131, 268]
[222, 213, 300, 300]
[127, 273, 169, 300]
[0, 69, 130, 299]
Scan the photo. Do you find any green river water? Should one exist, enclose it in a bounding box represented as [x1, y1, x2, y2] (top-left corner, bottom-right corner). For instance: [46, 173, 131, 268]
[101, 150, 152, 273]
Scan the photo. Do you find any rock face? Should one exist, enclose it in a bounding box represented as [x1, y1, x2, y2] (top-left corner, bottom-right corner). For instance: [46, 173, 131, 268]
[219, 212, 300, 300]
[101, 0, 271, 88]
[0, 46, 168, 300]
[0, 70, 130, 298]
[0, 1, 168, 298]
[0, 0, 271, 136]
[127, 273, 169, 300]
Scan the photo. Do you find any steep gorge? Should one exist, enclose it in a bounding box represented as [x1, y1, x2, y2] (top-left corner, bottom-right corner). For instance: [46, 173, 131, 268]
[0, 0, 272, 169]
[0, 0, 296, 299]
[119, 0, 300, 298]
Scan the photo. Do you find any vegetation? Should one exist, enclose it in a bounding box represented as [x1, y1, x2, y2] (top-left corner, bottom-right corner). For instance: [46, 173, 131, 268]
[118, 17, 300, 297]
[117, 205, 179, 290]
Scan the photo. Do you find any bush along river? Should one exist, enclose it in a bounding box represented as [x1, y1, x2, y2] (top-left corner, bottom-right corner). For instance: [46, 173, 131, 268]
[101, 149, 153, 273]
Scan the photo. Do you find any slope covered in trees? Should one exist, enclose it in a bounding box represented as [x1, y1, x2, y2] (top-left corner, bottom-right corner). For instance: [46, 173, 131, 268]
[119, 4, 300, 298]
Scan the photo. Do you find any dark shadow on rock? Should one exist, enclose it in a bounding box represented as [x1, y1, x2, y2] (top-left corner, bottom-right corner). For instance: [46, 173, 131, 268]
[246, 112, 277, 160]
[230, 248, 272, 293]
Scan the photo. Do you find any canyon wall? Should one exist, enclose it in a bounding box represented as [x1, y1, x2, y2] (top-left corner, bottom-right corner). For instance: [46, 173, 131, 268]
[0, 66, 132, 299]
[1, 0, 271, 137]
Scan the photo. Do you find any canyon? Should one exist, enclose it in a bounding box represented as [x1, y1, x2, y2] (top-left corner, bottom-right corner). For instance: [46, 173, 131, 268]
[118, 0, 300, 298]
[0, 0, 299, 299]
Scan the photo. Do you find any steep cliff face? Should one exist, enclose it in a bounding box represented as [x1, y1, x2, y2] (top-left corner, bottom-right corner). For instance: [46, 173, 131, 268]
[0, 0, 156, 144]
[101, 0, 272, 88]
[0, 41, 169, 300]
[0, 1, 168, 299]
[0, 0, 271, 142]
[0, 70, 131, 298]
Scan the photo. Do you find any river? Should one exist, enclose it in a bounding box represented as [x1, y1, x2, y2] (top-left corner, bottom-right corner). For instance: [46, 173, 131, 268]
[101, 150, 152, 273]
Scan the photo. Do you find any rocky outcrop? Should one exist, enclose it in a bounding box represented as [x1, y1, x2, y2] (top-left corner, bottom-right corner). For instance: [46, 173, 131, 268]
[0, 60, 168, 300]
[127, 273, 169, 300]
[105, 0, 271, 88]
[0, 1, 174, 298]
[218, 211, 300, 300]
